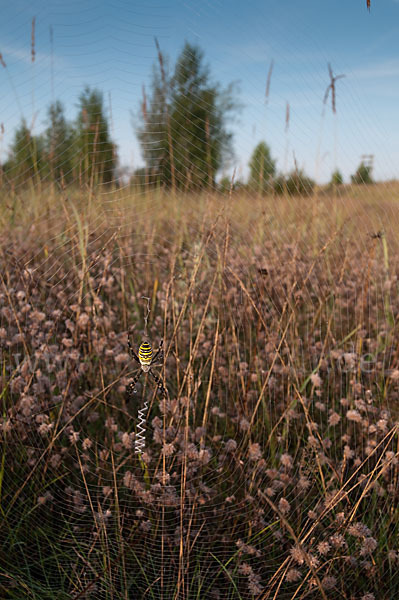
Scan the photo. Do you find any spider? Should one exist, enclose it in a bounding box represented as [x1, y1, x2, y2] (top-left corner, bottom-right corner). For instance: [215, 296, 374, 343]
[126, 336, 168, 399]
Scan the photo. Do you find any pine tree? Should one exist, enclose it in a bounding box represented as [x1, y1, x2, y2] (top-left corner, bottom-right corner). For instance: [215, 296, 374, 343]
[74, 87, 116, 185]
[330, 169, 343, 186]
[248, 141, 276, 194]
[351, 161, 373, 185]
[44, 100, 74, 184]
[4, 119, 45, 187]
[136, 58, 172, 188]
[137, 41, 238, 190]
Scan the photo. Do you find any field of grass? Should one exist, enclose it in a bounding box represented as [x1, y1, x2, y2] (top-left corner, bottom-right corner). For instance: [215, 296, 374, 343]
[1, 183, 399, 599]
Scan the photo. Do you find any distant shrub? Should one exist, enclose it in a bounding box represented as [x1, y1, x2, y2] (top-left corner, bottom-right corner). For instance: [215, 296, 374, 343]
[130, 167, 162, 190]
[351, 161, 373, 185]
[330, 169, 344, 186]
[274, 169, 315, 197]
[248, 141, 276, 194]
[218, 176, 245, 194]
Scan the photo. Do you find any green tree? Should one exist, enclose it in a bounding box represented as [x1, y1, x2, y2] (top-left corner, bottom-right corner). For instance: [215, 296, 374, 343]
[130, 166, 161, 190]
[44, 100, 74, 184]
[137, 41, 238, 190]
[330, 169, 343, 186]
[218, 175, 244, 194]
[74, 87, 116, 185]
[4, 119, 45, 187]
[248, 141, 276, 194]
[351, 161, 373, 185]
[274, 169, 315, 197]
[135, 56, 171, 189]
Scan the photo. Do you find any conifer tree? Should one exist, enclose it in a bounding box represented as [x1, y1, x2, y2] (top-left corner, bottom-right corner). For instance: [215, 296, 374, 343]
[351, 161, 373, 185]
[44, 100, 74, 184]
[248, 141, 276, 194]
[4, 119, 45, 187]
[137, 41, 238, 190]
[75, 87, 116, 185]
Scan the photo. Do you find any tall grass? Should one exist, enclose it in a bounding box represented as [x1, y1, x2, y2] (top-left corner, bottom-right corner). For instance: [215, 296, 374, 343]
[0, 184, 399, 599]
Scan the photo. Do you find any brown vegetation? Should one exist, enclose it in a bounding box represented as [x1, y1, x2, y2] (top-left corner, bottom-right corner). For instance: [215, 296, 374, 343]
[0, 183, 398, 599]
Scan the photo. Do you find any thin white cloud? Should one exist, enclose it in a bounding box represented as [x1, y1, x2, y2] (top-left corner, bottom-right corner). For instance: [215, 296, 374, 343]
[351, 58, 399, 80]
[0, 42, 65, 67]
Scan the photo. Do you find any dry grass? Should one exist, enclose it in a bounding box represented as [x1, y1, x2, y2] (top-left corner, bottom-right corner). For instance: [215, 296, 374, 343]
[0, 183, 399, 599]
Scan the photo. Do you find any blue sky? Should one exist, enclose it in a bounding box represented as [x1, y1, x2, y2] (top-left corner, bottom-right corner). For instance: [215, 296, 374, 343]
[1, 0, 399, 183]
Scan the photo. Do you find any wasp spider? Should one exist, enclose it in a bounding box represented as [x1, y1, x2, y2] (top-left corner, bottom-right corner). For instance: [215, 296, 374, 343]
[127, 336, 168, 398]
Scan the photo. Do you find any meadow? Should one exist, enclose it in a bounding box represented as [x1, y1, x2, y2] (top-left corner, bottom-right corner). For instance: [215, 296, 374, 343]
[0, 182, 399, 599]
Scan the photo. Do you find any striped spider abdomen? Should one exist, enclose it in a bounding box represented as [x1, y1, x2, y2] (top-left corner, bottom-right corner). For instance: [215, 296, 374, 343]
[138, 340, 153, 371]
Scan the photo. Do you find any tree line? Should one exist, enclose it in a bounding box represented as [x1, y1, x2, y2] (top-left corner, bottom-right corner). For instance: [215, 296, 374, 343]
[2, 87, 116, 188]
[0, 40, 373, 192]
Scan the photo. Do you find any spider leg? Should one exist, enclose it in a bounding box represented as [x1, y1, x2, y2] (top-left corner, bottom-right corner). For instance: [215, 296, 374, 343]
[127, 337, 140, 364]
[149, 368, 168, 398]
[151, 339, 164, 364]
[126, 369, 143, 400]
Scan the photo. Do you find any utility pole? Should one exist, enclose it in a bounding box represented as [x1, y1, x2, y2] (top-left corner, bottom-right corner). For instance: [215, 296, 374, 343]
[361, 154, 374, 170]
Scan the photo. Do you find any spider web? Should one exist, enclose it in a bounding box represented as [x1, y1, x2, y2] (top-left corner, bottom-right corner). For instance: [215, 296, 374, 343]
[1, 1, 399, 599]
